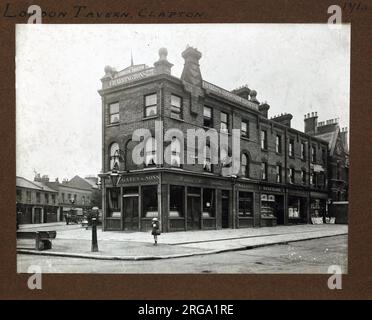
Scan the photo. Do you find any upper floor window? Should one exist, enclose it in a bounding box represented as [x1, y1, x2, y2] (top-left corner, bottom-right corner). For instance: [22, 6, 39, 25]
[170, 138, 181, 167]
[301, 142, 306, 160]
[26, 191, 31, 202]
[289, 168, 295, 184]
[16, 189, 22, 202]
[322, 148, 327, 164]
[203, 144, 212, 172]
[241, 121, 249, 138]
[261, 162, 268, 180]
[144, 93, 157, 117]
[289, 139, 295, 157]
[301, 170, 307, 184]
[62, 193, 65, 203]
[261, 130, 267, 150]
[276, 135, 282, 154]
[82, 196, 85, 205]
[36, 192, 41, 204]
[220, 112, 228, 133]
[203, 106, 213, 128]
[171, 95, 182, 120]
[276, 165, 282, 183]
[109, 142, 120, 171]
[311, 145, 317, 163]
[109, 102, 119, 124]
[45, 193, 49, 204]
[241, 154, 249, 178]
[52, 194, 56, 205]
[310, 170, 315, 185]
[145, 138, 157, 167]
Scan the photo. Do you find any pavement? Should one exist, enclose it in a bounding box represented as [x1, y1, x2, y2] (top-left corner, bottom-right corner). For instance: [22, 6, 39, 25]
[17, 223, 348, 261]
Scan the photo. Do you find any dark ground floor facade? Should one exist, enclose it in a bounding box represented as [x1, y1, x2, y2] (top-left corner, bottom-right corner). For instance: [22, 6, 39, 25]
[101, 170, 330, 232]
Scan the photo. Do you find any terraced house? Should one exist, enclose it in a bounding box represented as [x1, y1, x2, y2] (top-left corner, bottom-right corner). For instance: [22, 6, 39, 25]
[98, 46, 332, 232]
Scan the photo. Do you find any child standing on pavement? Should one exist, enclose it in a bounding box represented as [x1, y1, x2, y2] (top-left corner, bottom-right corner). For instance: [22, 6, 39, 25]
[151, 217, 160, 245]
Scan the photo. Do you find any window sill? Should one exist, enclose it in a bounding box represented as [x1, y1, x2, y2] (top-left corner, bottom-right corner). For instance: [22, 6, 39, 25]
[170, 116, 184, 122]
[261, 148, 268, 152]
[107, 122, 120, 128]
[241, 136, 250, 141]
[288, 155, 295, 159]
[143, 115, 159, 121]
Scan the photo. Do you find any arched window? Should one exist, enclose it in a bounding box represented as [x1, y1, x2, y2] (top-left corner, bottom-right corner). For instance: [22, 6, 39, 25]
[110, 142, 119, 170]
[241, 154, 249, 178]
[171, 138, 181, 167]
[145, 138, 157, 167]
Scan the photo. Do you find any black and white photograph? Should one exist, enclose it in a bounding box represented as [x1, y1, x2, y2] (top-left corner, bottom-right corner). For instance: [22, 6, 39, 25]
[16, 23, 350, 274]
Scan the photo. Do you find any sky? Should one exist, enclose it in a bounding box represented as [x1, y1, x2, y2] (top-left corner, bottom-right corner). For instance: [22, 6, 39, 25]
[16, 24, 350, 181]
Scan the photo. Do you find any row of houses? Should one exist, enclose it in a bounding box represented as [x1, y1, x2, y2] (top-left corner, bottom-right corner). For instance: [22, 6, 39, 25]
[16, 174, 100, 224]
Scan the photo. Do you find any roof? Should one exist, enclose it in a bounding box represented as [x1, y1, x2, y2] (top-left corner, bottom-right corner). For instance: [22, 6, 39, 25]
[16, 177, 58, 192]
[65, 175, 94, 190]
[314, 127, 339, 155]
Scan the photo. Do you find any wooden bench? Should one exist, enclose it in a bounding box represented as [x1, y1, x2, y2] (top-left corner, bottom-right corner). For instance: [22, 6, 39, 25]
[17, 231, 57, 251]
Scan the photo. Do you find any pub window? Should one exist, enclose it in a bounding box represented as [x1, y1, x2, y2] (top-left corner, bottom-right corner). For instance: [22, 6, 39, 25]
[311, 145, 317, 163]
[289, 139, 295, 157]
[241, 120, 249, 138]
[36, 192, 41, 204]
[220, 112, 229, 133]
[276, 165, 282, 183]
[170, 138, 181, 167]
[109, 102, 119, 124]
[202, 188, 215, 218]
[145, 138, 157, 167]
[109, 142, 120, 170]
[169, 185, 184, 218]
[301, 142, 306, 160]
[203, 106, 213, 127]
[26, 191, 31, 202]
[107, 187, 121, 218]
[289, 168, 295, 184]
[142, 186, 158, 218]
[16, 189, 22, 202]
[238, 192, 253, 217]
[144, 93, 157, 117]
[261, 130, 267, 150]
[261, 162, 268, 180]
[302, 170, 307, 184]
[276, 135, 282, 154]
[171, 94, 182, 119]
[241, 154, 249, 178]
[203, 144, 212, 172]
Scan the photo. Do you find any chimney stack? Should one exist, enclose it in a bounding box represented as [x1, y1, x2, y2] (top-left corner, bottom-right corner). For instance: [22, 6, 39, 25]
[304, 111, 318, 135]
[154, 47, 173, 75]
[258, 102, 270, 118]
[181, 45, 202, 86]
[340, 127, 349, 152]
[272, 113, 293, 127]
[231, 85, 251, 100]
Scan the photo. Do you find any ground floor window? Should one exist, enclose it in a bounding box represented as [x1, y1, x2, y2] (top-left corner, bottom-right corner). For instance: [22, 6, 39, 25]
[238, 192, 253, 217]
[169, 185, 184, 217]
[310, 198, 326, 218]
[260, 194, 276, 218]
[202, 188, 215, 218]
[288, 196, 307, 223]
[142, 185, 158, 218]
[107, 187, 121, 217]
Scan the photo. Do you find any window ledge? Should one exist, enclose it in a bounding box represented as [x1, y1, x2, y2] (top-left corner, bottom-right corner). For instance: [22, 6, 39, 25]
[143, 115, 159, 121]
[241, 136, 250, 141]
[107, 123, 120, 128]
[170, 116, 184, 122]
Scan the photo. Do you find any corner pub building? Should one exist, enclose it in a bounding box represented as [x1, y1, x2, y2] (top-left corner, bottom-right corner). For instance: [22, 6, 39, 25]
[98, 46, 329, 232]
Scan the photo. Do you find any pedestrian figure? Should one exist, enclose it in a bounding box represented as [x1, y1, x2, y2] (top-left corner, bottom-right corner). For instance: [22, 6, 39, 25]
[151, 217, 160, 245]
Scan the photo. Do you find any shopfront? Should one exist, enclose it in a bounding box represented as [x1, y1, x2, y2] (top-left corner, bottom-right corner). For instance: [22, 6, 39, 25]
[259, 186, 285, 227]
[310, 192, 328, 224]
[287, 189, 309, 224]
[236, 182, 259, 228]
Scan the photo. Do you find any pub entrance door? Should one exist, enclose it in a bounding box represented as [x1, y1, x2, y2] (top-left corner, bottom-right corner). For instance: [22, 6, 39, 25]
[34, 208, 42, 224]
[187, 193, 201, 230]
[123, 195, 139, 231]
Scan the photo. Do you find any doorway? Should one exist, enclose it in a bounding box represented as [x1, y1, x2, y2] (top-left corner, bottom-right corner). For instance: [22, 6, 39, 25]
[221, 190, 230, 228]
[34, 208, 42, 224]
[187, 188, 201, 230]
[123, 187, 139, 231]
